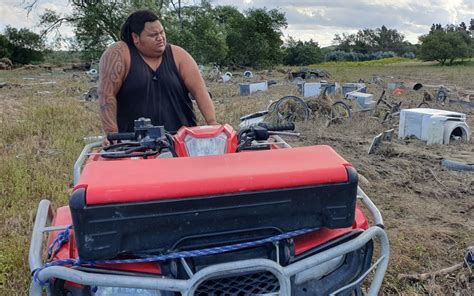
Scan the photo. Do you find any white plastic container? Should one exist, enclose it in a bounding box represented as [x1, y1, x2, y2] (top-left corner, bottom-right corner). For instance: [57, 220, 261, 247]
[239, 81, 268, 96]
[398, 108, 470, 144]
[342, 83, 366, 96]
[299, 82, 337, 97]
[345, 92, 375, 109]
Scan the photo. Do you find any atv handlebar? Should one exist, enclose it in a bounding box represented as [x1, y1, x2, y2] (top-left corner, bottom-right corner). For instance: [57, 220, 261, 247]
[107, 132, 136, 142]
[258, 122, 295, 131]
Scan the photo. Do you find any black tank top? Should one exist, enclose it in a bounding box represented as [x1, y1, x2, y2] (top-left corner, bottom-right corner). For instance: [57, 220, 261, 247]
[116, 44, 197, 132]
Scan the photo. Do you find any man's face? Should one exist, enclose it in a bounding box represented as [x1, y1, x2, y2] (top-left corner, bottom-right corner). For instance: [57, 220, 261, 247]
[133, 20, 166, 57]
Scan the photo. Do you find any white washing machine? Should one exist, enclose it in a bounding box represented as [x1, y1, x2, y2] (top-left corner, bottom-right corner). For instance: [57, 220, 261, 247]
[398, 108, 470, 144]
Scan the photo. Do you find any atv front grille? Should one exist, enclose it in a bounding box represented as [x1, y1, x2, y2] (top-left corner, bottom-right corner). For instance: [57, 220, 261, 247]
[195, 271, 280, 295]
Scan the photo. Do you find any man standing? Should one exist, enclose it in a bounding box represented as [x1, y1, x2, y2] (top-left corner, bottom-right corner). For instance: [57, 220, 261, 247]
[98, 10, 217, 137]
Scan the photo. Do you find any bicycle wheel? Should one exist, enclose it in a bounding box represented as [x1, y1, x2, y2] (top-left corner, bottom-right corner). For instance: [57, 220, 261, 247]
[268, 95, 310, 123]
[328, 100, 352, 124]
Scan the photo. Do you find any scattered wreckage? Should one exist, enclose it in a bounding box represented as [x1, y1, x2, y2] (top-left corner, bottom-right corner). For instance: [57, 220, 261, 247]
[289, 68, 332, 80]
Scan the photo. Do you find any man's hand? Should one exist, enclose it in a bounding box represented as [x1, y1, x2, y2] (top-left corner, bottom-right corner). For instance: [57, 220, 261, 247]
[207, 120, 219, 125]
[102, 137, 111, 147]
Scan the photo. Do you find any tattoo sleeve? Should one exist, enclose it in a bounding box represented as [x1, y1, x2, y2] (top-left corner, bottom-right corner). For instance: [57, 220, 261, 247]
[98, 43, 126, 133]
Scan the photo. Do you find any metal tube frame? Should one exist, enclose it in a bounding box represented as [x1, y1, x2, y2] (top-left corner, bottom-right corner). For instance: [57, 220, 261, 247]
[73, 141, 102, 186]
[72, 136, 289, 186]
[29, 189, 389, 296]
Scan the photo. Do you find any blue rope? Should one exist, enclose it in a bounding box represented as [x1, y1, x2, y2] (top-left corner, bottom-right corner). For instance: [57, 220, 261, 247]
[33, 227, 317, 285]
[47, 225, 73, 258]
[465, 246, 473, 267]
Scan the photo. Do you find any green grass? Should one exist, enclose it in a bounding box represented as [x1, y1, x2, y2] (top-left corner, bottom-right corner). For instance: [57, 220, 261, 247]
[317, 57, 414, 67]
[42, 50, 85, 67]
[0, 75, 101, 294]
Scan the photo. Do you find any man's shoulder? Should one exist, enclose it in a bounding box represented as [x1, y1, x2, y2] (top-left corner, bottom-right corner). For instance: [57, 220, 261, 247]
[104, 41, 129, 55]
[169, 44, 191, 59]
[99, 41, 131, 79]
[100, 41, 131, 67]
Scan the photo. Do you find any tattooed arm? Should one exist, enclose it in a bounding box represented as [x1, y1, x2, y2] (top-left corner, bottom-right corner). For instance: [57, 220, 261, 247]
[98, 41, 130, 133]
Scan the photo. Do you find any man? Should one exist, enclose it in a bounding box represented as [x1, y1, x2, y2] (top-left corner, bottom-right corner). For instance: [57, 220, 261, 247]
[98, 10, 217, 139]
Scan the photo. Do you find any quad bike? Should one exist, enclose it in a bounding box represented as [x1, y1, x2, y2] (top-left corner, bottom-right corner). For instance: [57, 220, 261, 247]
[29, 118, 389, 295]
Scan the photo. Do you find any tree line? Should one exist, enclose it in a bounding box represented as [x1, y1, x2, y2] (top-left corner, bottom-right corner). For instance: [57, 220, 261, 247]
[1, 1, 473, 66]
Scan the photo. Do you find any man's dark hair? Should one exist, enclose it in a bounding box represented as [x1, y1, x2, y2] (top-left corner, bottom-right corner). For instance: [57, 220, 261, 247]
[120, 10, 159, 46]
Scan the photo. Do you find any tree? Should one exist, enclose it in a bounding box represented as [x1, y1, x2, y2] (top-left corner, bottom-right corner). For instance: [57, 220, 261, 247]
[332, 26, 413, 56]
[0, 34, 12, 58]
[164, 3, 228, 64]
[37, 1, 171, 59]
[374, 25, 406, 54]
[418, 29, 471, 65]
[2, 26, 45, 64]
[283, 37, 323, 66]
[30, 1, 288, 66]
[226, 8, 287, 67]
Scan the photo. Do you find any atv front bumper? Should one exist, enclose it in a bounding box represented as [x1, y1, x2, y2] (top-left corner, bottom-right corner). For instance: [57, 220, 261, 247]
[29, 188, 389, 296]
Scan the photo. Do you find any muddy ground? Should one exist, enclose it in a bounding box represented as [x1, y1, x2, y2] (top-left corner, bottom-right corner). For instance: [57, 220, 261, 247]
[0, 61, 473, 295]
[208, 63, 474, 295]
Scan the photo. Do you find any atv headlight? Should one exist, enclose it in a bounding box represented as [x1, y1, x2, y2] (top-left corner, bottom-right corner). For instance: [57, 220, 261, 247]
[184, 132, 228, 156]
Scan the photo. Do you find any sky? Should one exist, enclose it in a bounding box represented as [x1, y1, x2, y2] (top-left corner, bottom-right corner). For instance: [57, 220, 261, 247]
[0, 0, 473, 48]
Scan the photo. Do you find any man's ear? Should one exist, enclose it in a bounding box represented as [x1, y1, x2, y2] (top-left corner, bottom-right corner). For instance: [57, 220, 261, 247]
[132, 32, 140, 45]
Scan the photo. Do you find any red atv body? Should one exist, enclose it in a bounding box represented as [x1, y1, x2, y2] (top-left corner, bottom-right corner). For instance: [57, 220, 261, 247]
[29, 120, 389, 295]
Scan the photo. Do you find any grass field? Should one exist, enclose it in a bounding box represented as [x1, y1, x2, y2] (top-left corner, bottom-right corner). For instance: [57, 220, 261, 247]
[0, 60, 473, 295]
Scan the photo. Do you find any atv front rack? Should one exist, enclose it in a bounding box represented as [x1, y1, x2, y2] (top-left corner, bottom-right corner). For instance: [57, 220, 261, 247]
[29, 188, 389, 296]
[72, 137, 292, 186]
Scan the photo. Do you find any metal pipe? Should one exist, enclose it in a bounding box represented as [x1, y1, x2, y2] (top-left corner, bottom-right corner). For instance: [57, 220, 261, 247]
[367, 229, 390, 296]
[31, 226, 389, 295]
[329, 256, 386, 296]
[36, 266, 189, 293]
[271, 135, 292, 148]
[29, 200, 52, 296]
[284, 226, 389, 295]
[186, 258, 291, 295]
[358, 186, 384, 226]
[29, 200, 51, 272]
[73, 141, 101, 186]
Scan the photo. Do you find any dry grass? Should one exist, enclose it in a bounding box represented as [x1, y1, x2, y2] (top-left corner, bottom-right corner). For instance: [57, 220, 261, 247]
[0, 61, 473, 295]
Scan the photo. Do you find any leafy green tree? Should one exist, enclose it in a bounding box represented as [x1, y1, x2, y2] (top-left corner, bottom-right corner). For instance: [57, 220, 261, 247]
[38, 1, 170, 60]
[165, 3, 228, 64]
[333, 26, 413, 56]
[213, 5, 243, 26]
[2, 26, 45, 64]
[226, 8, 287, 67]
[374, 25, 407, 54]
[0, 34, 13, 58]
[32, 1, 287, 66]
[419, 29, 471, 65]
[283, 37, 323, 65]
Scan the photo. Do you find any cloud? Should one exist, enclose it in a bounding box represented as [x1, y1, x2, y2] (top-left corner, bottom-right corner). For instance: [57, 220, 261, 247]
[0, 0, 74, 36]
[0, 1, 36, 30]
[213, 0, 474, 46]
[1, 0, 472, 48]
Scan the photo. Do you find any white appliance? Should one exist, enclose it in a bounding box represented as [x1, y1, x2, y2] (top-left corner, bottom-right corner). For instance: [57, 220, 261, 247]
[345, 92, 375, 110]
[239, 81, 268, 96]
[398, 108, 470, 145]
